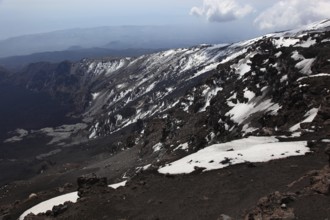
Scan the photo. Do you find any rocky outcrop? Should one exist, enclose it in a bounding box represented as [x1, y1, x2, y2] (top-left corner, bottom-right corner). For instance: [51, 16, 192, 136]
[245, 165, 330, 220]
[77, 174, 108, 198]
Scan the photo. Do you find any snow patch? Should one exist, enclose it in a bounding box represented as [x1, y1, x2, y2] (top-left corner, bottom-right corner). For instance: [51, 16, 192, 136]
[226, 99, 280, 124]
[298, 73, 330, 81]
[188, 62, 220, 80]
[159, 136, 309, 175]
[280, 75, 288, 82]
[295, 38, 316, 48]
[143, 164, 152, 170]
[291, 51, 304, 61]
[89, 122, 99, 139]
[321, 139, 330, 143]
[19, 192, 79, 220]
[108, 180, 127, 189]
[174, 142, 189, 151]
[152, 142, 163, 152]
[92, 92, 100, 100]
[242, 124, 258, 134]
[4, 129, 28, 143]
[19, 181, 127, 220]
[290, 108, 319, 132]
[273, 37, 299, 47]
[199, 87, 223, 112]
[321, 39, 330, 43]
[231, 57, 252, 77]
[275, 51, 282, 58]
[219, 48, 248, 64]
[243, 88, 255, 102]
[295, 58, 315, 75]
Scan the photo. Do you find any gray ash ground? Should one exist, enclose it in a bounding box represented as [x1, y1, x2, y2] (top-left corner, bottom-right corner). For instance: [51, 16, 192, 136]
[1, 139, 329, 220]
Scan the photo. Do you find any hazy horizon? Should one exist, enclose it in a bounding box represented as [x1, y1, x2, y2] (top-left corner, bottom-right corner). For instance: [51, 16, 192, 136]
[0, 0, 330, 58]
[1, 0, 330, 40]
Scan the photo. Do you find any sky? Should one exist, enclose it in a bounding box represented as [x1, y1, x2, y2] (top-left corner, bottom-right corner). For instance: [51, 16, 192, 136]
[0, 0, 330, 40]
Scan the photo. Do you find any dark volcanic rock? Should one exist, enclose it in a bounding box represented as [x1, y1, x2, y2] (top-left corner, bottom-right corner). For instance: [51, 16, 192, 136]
[77, 174, 108, 198]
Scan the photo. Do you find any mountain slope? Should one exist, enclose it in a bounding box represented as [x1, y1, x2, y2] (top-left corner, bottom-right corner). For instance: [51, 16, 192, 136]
[1, 19, 330, 220]
[0, 48, 162, 71]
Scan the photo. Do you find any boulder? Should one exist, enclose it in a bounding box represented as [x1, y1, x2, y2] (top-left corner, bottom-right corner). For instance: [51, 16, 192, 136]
[77, 174, 108, 198]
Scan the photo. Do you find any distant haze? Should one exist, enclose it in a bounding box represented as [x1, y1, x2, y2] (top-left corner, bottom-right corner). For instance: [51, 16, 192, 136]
[0, 0, 329, 57]
[0, 25, 256, 58]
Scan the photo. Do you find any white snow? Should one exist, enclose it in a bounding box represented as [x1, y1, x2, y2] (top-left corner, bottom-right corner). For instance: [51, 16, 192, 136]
[199, 87, 223, 112]
[290, 132, 302, 137]
[242, 124, 258, 134]
[162, 49, 175, 57]
[19, 192, 79, 220]
[108, 180, 127, 189]
[297, 73, 330, 81]
[235, 36, 263, 47]
[280, 75, 288, 83]
[231, 56, 253, 78]
[19, 181, 127, 220]
[116, 83, 127, 89]
[89, 122, 99, 139]
[88, 129, 97, 139]
[321, 39, 330, 43]
[92, 92, 100, 100]
[273, 37, 300, 48]
[243, 88, 255, 102]
[86, 59, 129, 76]
[174, 142, 189, 151]
[295, 38, 316, 48]
[188, 62, 220, 80]
[226, 99, 280, 124]
[321, 139, 330, 143]
[158, 136, 309, 175]
[152, 142, 163, 152]
[275, 51, 282, 58]
[143, 164, 152, 170]
[291, 51, 304, 61]
[145, 82, 157, 93]
[301, 19, 330, 31]
[295, 58, 315, 75]
[4, 129, 28, 143]
[237, 63, 251, 76]
[290, 108, 319, 131]
[29, 124, 88, 145]
[219, 48, 248, 64]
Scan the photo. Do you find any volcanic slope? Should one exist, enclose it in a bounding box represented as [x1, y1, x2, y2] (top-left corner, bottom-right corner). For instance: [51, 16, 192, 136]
[1, 19, 330, 220]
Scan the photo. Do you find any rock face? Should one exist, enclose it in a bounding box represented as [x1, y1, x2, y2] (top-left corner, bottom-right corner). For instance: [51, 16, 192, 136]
[77, 174, 108, 198]
[245, 165, 330, 220]
[309, 166, 330, 195]
[245, 192, 296, 220]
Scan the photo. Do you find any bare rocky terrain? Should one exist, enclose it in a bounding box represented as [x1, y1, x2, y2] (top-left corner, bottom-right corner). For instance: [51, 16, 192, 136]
[0, 20, 330, 219]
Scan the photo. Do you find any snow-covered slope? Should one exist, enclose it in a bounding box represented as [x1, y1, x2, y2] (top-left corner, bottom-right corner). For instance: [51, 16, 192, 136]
[82, 19, 330, 142]
[4, 19, 330, 161]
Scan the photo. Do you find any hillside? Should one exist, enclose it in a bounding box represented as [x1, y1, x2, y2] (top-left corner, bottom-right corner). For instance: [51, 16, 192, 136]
[0, 19, 330, 220]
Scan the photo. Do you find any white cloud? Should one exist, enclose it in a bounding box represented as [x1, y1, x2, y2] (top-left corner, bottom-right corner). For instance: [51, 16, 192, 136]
[255, 0, 330, 30]
[190, 0, 253, 22]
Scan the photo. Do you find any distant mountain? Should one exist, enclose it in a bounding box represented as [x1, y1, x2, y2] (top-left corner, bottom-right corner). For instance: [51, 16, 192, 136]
[0, 47, 163, 70]
[0, 25, 227, 58]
